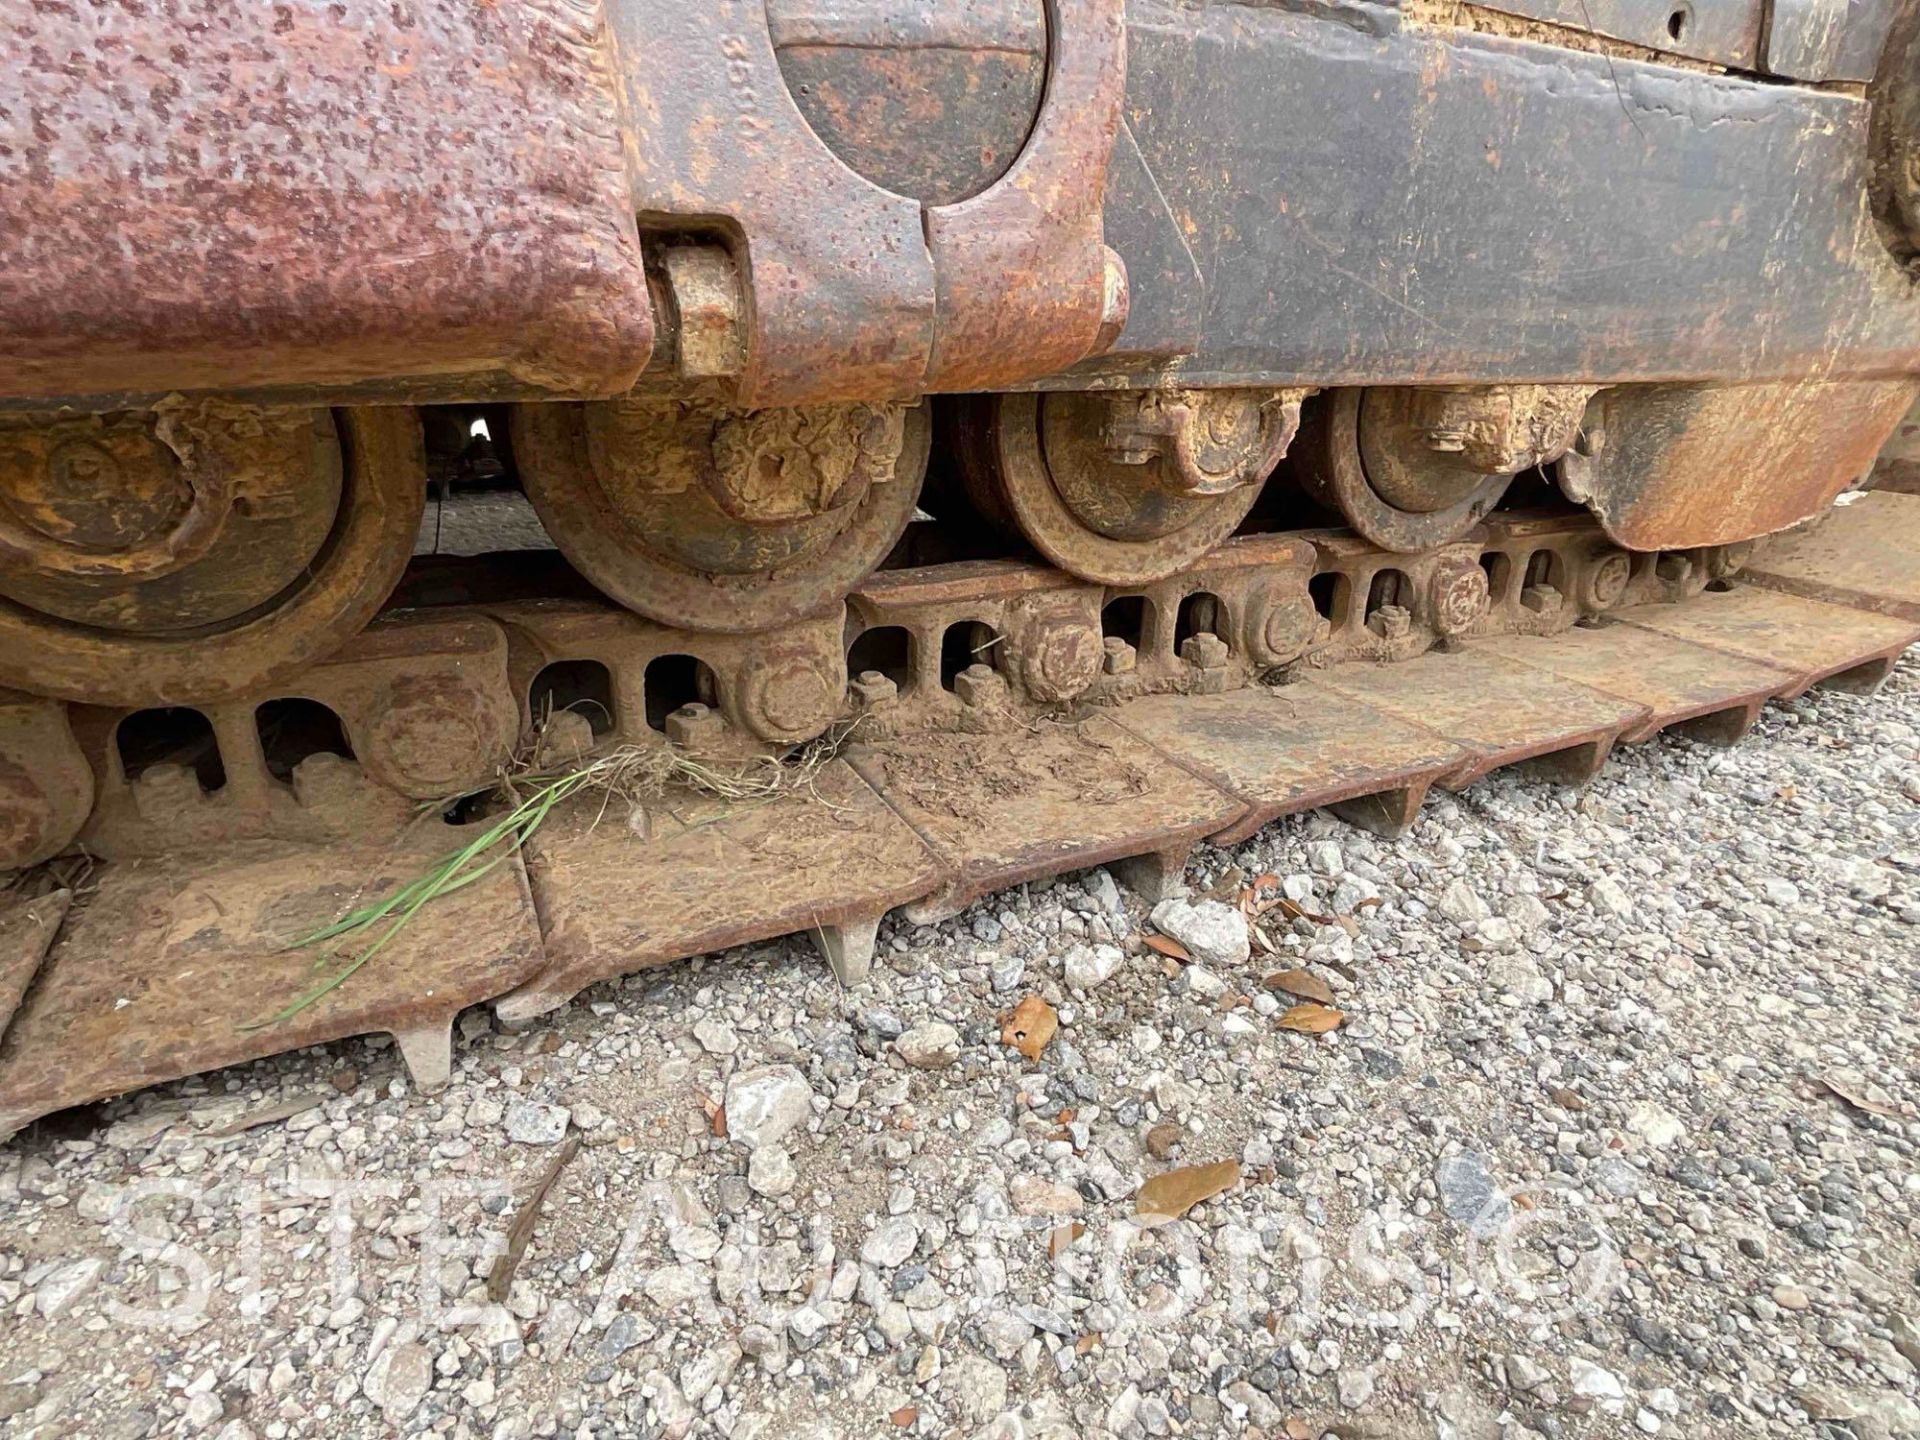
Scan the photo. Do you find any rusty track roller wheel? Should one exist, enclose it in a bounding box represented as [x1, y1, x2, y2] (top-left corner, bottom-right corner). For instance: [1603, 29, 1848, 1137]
[0, 406, 424, 708]
[1297, 387, 1590, 554]
[514, 397, 931, 633]
[945, 390, 1298, 586]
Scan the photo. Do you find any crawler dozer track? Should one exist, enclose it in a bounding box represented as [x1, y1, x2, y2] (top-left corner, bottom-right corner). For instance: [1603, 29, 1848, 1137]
[6, 0, 1920, 1133]
[1, 490, 1917, 1140]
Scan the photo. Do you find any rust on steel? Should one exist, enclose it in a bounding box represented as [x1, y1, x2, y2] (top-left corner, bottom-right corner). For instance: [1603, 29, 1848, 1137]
[0, 0, 654, 408]
[0, 410, 426, 708]
[612, 0, 1127, 406]
[1558, 379, 1920, 550]
[2, 506, 1919, 1133]
[943, 392, 1288, 587]
[514, 399, 932, 632]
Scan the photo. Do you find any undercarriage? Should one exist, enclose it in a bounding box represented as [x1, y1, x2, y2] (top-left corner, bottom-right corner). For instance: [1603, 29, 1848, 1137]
[3, 0, 1920, 1133]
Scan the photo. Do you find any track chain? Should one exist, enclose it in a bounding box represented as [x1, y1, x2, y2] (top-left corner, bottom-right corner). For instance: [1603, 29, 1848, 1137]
[1, 499, 1916, 1137]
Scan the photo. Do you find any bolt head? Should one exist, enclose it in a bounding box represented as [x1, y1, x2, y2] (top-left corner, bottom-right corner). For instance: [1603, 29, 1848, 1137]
[851, 670, 899, 709]
[953, 664, 1008, 708]
[1024, 621, 1101, 703]
[1586, 550, 1632, 610]
[1429, 562, 1491, 637]
[1520, 584, 1563, 616]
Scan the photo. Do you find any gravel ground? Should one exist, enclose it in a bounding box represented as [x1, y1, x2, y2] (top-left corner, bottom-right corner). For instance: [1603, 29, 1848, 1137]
[2, 651, 1918, 1440]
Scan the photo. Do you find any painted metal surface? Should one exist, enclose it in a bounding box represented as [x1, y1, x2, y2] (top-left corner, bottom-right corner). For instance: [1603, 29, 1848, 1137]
[1079, 2, 1920, 388]
[5, 0, 1918, 410]
[0, 0, 653, 408]
[0, 834, 545, 1139]
[1558, 380, 1918, 550]
[0, 411, 426, 707]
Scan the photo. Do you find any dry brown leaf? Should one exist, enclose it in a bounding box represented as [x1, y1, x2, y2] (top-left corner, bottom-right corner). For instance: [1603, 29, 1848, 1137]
[1548, 1084, 1587, 1112]
[1135, 1159, 1241, 1220]
[1144, 1122, 1182, 1160]
[1240, 872, 1284, 916]
[1000, 994, 1059, 1061]
[1271, 896, 1323, 925]
[1047, 1222, 1086, 1258]
[207, 1093, 325, 1137]
[1205, 866, 1245, 904]
[486, 1133, 580, 1302]
[1276, 1002, 1345, 1034]
[1264, 969, 1335, 1006]
[1815, 1073, 1908, 1120]
[697, 1092, 727, 1138]
[1074, 1333, 1100, 1356]
[890, 1406, 918, 1428]
[1143, 933, 1191, 963]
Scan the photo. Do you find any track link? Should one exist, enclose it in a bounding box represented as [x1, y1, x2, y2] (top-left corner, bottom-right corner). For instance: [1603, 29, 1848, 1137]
[1, 496, 1916, 1139]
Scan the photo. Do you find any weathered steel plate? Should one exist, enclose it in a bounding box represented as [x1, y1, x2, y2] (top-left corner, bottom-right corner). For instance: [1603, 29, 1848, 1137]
[3, 0, 652, 407]
[1318, 648, 1650, 789]
[0, 835, 543, 1141]
[1619, 586, 1920, 696]
[1494, 624, 1795, 744]
[0, 889, 68, 1041]
[1746, 493, 1920, 622]
[1114, 685, 1466, 845]
[846, 717, 1241, 920]
[499, 761, 942, 1024]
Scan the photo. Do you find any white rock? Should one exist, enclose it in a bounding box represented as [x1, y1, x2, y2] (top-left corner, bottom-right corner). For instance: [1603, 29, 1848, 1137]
[1587, 875, 1634, 917]
[1082, 868, 1124, 915]
[1569, 1359, 1627, 1412]
[34, 1258, 103, 1319]
[362, 1341, 432, 1422]
[894, 1022, 961, 1069]
[1010, 1175, 1084, 1216]
[1063, 943, 1124, 990]
[184, 1392, 224, 1431]
[503, 1100, 570, 1145]
[1438, 878, 1490, 922]
[747, 1144, 797, 1197]
[944, 1354, 1009, 1423]
[724, 1065, 813, 1149]
[1626, 1102, 1684, 1148]
[680, 1340, 741, 1405]
[692, 1018, 738, 1055]
[1184, 965, 1228, 1001]
[1149, 898, 1250, 967]
[861, 1217, 920, 1267]
[1306, 841, 1343, 875]
[1506, 1355, 1551, 1391]
[644, 1264, 711, 1307]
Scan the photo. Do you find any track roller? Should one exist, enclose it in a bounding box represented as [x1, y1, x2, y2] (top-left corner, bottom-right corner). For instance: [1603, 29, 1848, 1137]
[0, 405, 425, 707]
[942, 389, 1302, 586]
[1298, 386, 1592, 552]
[514, 396, 930, 633]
